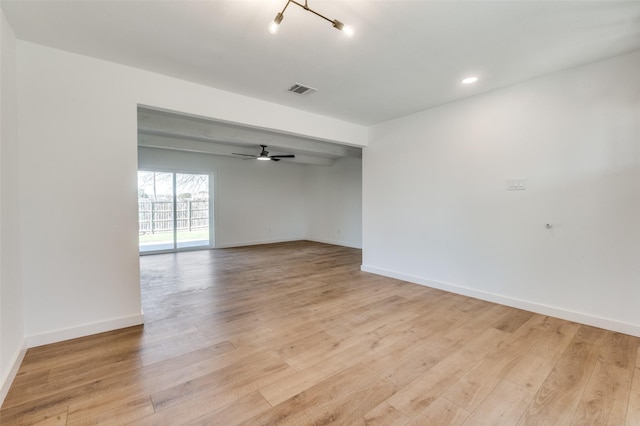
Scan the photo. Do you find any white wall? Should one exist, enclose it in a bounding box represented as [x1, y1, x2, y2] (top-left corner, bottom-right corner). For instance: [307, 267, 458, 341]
[305, 157, 362, 248]
[139, 148, 363, 249]
[0, 9, 25, 403]
[17, 41, 367, 347]
[363, 50, 640, 336]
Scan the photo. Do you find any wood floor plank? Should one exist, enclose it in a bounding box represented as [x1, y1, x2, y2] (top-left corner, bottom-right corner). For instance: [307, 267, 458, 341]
[16, 326, 145, 375]
[26, 411, 68, 426]
[462, 380, 534, 425]
[276, 330, 342, 365]
[129, 357, 295, 424]
[528, 318, 581, 361]
[517, 326, 608, 425]
[67, 396, 154, 426]
[626, 366, 640, 426]
[491, 308, 535, 333]
[0, 406, 69, 426]
[227, 316, 327, 350]
[64, 340, 238, 416]
[571, 360, 632, 425]
[2, 241, 639, 425]
[150, 352, 292, 412]
[505, 353, 557, 393]
[387, 327, 510, 417]
[360, 301, 470, 377]
[2, 328, 146, 410]
[137, 328, 214, 366]
[598, 331, 638, 371]
[442, 313, 550, 411]
[367, 304, 511, 388]
[362, 401, 410, 426]
[260, 316, 421, 408]
[242, 363, 395, 426]
[303, 377, 396, 426]
[285, 310, 423, 373]
[259, 360, 353, 407]
[407, 397, 470, 426]
[6, 370, 50, 393]
[183, 391, 272, 426]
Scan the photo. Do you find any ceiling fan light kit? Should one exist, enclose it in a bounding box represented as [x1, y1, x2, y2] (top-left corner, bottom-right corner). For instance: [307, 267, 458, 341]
[269, 0, 353, 37]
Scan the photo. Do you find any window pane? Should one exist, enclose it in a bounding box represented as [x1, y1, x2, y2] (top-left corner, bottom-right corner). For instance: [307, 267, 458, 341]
[138, 171, 175, 252]
[176, 173, 210, 249]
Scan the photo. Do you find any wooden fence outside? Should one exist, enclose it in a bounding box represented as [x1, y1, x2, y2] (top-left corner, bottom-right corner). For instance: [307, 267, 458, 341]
[138, 200, 209, 234]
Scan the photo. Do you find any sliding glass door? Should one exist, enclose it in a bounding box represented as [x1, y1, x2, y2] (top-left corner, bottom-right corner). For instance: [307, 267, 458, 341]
[176, 173, 210, 249]
[138, 171, 211, 253]
[138, 172, 174, 252]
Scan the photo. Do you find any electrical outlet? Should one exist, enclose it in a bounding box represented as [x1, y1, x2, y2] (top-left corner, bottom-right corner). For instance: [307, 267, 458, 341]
[506, 178, 526, 191]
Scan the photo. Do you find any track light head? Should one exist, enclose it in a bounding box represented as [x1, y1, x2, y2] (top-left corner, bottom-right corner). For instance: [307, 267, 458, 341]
[269, 12, 284, 34]
[332, 19, 354, 37]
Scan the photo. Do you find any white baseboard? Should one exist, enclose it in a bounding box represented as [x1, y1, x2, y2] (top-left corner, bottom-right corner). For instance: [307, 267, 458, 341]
[216, 237, 363, 250]
[361, 264, 640, 338]
[26, 312, 145, 348]
[1, 341, 27, 406]
[215, 237, 305, 249]
[305, 238, 362, 249]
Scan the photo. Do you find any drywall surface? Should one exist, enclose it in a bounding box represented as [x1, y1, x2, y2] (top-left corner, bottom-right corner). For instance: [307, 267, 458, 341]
[17, 41, 366, 343]
[363, 50, 640, 335]
[305, 157, 362, 248]
[0, 9, 25, 402]
[138, 147, 307, 247]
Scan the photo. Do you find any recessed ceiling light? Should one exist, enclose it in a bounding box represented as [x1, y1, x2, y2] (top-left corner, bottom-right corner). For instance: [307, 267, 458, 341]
[462, 77, 478, 84]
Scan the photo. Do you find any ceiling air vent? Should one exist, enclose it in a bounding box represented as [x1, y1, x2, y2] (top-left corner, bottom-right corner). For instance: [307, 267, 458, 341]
[287, 83, 317, 96]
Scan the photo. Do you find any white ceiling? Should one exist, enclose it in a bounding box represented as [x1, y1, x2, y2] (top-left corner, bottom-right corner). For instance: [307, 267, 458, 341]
[3, 0, 640, 126]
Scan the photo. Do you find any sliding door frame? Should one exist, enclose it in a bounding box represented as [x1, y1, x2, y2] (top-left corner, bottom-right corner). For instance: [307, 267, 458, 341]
[138, 168, 215, 255]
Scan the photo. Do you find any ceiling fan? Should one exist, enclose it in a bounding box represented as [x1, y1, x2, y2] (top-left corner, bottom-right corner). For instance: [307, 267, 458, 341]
[232, 145, 295, 162]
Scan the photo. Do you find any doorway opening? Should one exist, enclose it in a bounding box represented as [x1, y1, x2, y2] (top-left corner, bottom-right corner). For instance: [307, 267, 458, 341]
[138, 171, 212, 253]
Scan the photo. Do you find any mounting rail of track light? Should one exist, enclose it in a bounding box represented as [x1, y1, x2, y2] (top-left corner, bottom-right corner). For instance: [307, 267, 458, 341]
[269, 0, 354, 36]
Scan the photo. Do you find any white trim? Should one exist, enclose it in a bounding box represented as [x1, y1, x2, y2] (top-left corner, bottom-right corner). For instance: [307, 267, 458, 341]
[0, 341, 27, 406]
[305, 238, 362, 249]
[361, 264, 640, 338]
[140, 238, 363, 253]
[216, 238, 362, 249]
[215, 237, 305, 249]
[26, 312, 144, 348]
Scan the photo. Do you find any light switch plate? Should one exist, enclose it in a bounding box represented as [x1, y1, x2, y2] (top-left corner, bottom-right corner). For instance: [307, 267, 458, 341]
[506, 178, 526, 190]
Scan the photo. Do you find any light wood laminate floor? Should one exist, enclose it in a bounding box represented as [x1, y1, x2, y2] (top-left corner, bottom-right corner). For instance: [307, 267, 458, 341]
[2, 241, 639, 425]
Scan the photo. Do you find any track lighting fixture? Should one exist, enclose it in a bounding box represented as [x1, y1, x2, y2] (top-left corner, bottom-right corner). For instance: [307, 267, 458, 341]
[269, 0, 353, 36]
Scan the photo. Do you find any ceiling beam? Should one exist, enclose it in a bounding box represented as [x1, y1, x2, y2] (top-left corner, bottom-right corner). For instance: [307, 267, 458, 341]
[138, 134, 337, 166]
[137, 110, 361, 159]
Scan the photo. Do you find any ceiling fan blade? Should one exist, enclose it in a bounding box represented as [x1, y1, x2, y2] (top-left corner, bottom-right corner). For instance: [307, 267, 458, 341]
[271, 158, 281, 162]
[233, 153, 257, 157]
[270, 155, 295, 159]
